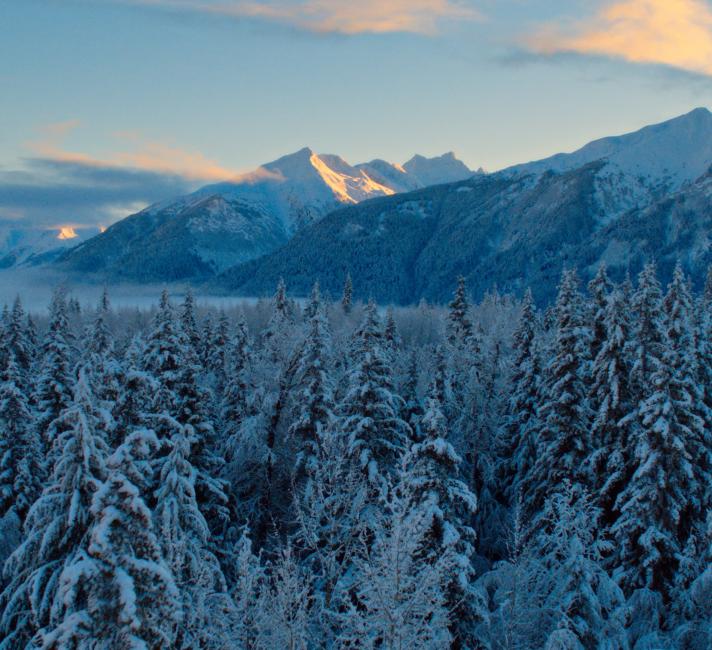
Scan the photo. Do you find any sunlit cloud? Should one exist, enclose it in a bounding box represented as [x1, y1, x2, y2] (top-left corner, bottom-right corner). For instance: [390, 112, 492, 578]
[28, 122, 240, 182]
[120, 0, 480, 35]
[528, 0, 712, 77]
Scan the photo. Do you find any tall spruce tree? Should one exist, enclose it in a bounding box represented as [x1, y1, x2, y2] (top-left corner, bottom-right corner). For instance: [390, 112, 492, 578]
[37, 430, 181, 649]
[0, 368, 108, 648]
[405, 381, 479, 648]
[340, 301, 410, 504]
[0, 352, 42, 521]
[521, 269, 592, 524]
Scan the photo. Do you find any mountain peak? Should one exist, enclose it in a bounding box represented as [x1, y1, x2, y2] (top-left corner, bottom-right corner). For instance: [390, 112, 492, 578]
[402, 152, 472, 187]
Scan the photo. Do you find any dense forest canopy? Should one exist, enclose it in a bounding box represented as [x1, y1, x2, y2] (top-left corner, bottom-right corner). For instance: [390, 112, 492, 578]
[0, 264, 710, 649]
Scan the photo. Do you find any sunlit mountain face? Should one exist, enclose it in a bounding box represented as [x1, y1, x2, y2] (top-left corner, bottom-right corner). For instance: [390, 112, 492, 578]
[57, 226, 79, 240]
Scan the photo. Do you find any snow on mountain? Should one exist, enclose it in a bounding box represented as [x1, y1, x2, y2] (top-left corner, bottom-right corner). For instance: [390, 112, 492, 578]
[0, 226, 99, 269]
[57, 148, 472, 281]
[403, 152, 475, 187]
[505, 107, 712, 220]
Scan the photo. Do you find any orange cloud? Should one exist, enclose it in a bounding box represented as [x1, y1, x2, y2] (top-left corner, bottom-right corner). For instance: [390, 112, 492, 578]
[530, 0, 712, 76]
[127, 0, 479, 35]
[28, 124, 240, 182]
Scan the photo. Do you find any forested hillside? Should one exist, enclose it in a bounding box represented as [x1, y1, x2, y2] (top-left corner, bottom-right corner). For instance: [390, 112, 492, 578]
[0, 264, 710, 648]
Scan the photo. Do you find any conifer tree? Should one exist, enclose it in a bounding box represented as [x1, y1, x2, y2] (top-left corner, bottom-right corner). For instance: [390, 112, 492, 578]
[180, 288, 201, 352]
[522, 269, 592, 523]
[588, 288, 633, 526]
[37, 430, 181, 649]
[341, 301, 410, 503]
[0, 368, 108, 648]
[405, 382, 479, 647]
[0, 352, 42, 521]
[36, 288, 75, 453]
[288, 285, 335, 492]
[538, 484, 627, 650]
[447, 275, 473, 347]
[497, 288, 541, 505]
[153, 421, 229, 648]
[587, 263, 613, 364]
[6, 296, 32, 387]
[341, 273, 353, 315]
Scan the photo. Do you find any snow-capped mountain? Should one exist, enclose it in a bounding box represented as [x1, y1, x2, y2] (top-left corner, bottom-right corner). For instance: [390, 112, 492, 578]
[505, 107, 712, 220]
[0, 225, 100, 269]
[57, 148, 473, 281]
[217, 108, 712, 304]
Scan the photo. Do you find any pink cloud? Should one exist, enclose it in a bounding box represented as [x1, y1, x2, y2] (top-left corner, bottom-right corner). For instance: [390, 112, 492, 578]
[122, 0, 480, 35]
[529, 0, 712, 77]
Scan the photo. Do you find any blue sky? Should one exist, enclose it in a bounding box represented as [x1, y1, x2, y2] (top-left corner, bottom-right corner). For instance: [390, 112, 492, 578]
[1, 0, 712, 229]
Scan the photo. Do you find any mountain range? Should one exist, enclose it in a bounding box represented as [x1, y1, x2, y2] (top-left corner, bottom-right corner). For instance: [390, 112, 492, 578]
[54, 107, 712, 303]
[55, 149, 473, 281]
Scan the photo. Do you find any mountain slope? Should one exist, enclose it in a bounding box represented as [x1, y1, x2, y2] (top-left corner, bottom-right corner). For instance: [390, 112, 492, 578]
[216, 164, 712, 304]
[0, 226, 99, 269]
[216, 109, 712, 303]
[57, 148, 472, 282]
[505, 107, 712, 220]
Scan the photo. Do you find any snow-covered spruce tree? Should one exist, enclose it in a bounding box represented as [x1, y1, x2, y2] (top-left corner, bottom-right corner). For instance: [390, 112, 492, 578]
[112, 333, 157, 444]
[628, 262, 665, 403]
[0, 352, 42, 521]
[447, 275, 474, 347]
[83, 290, 122, 445]
[180, 288, 201, 352]
[262, 277, 296, 366]
[384, 306, 402, 357]
[302, 279, 322, 322]
[37, 429, 181, 649]
[661, 263, 710, 528]
[611, 273, 700, 602]
[587, 263, 613, 366]
[400, 348, 424, 441]
[341, 272, 353, 315]
[287, 283, 335, 493]
[293, 424, 366, 633]
[521, 269, 592, 525]
[340, 300, 410, 505]
[206, 310, 231, 397]
[5, 296, 32, 388]
[587, 288, 634, 528]
[36, 288, 75, 454]
[0, 367, 108, 649]
[153, 421, 231, 649]
[537, 483, 627, 650]
[497, 288, 541, 507]
[341, 474, 453, 649]
[405, 382, 479, 648]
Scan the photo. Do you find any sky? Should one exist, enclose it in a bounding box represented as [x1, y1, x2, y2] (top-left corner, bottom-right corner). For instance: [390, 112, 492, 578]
[1, 0, 712, 230]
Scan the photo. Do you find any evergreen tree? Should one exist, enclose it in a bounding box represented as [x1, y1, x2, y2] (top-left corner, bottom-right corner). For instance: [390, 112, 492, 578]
[522, 269, 592, 523]
[447, 275, 473, 347]
[180, 288, 201, 352]
[36, 288, 74, 453]
[341, 301, 410, 504]
[37, 430, 181, 649]
[288, 286, 335, 492]
[538, 484, 627, 650]
[405, 382, 479, 647]
[153, 422, 229, 648]
[497, 288, 541, 506]
[588, 288, 633, 526]
[341, 273, 353, 315]
[6, 296, 32, 387]
[587, 263, 613, 364]
[0, 352, 42, 521]
[0, 368, 108, 648]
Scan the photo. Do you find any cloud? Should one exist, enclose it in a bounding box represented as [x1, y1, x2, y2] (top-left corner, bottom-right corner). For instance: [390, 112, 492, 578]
[28, 122, 239, 182]
[528, 0, 712, 77]
[0, 122, 243, 230]
[121, 0, 479, 35]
